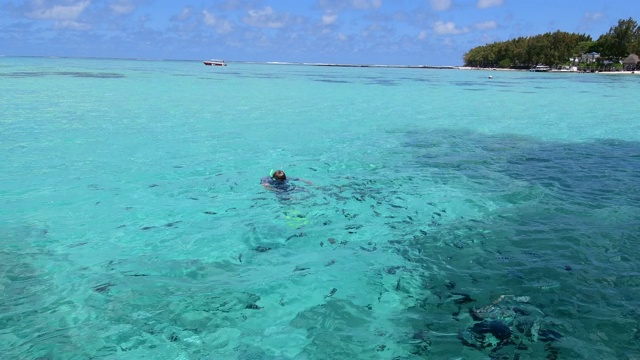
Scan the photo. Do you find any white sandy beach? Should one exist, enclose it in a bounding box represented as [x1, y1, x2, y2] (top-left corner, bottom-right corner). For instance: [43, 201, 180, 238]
[456, 66, 639, 75]
[595, 70, 640, 75]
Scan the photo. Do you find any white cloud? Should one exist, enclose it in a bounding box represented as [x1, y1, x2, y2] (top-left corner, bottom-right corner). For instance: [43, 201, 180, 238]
[477, 0, 503, 9]
[322, 13, 338, 25]
[202, 10, 233, 34]
[175, 7, 193, 21]
[353, 0, 382, 9]
[433, 21, 468, 35]
[109, 0, 135, 15]
[475, 20, 497, 30]
[27, 0, 90, 20]
[216, 20, 233, 34]
[361, 23, 385, 38]
[430, 0, 452, 11]
[243, 6, 286, 28]
[318, 0, 382, 11]
[203, 9, 217, 26]
[54, 20, 90, 30]
[418, 30, 428, 40]
[583, 12, 605, 22]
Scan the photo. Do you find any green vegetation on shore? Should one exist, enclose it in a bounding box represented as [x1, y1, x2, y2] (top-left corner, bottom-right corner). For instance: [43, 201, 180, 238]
[464, 17, 640, 69]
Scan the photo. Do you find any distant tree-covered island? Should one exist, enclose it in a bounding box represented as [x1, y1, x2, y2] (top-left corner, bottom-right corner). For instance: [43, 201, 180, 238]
[463, 17, 640, 71]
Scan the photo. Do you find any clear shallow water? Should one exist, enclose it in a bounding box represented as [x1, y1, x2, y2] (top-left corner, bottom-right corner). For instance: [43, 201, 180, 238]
[1, 57, 639, 359]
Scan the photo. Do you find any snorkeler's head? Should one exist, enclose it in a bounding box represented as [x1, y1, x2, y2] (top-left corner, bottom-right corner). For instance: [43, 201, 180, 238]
[272, 170, 286, 181]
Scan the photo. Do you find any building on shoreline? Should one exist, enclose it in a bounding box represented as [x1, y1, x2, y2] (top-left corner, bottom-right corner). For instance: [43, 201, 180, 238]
[580, 52, 600, 63]
[623, 54, 639, 71]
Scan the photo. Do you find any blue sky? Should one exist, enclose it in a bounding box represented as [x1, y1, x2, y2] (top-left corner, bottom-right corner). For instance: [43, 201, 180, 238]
[1, 0, 637, 65]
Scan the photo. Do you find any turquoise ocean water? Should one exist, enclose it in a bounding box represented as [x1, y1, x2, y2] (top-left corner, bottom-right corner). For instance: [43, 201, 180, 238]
[1, 57, 639, 359]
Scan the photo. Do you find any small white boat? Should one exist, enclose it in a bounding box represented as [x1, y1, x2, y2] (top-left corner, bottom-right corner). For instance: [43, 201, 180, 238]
[551, 65, 578, 72]
[203, 59, 227, 66]
[529, 65, 550, 72]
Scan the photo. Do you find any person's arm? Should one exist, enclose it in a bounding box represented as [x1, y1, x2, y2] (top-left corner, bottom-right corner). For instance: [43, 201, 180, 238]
[260, 177, 272, 189]
[293, 177, 313, 185]
[261, 177, 288, 192]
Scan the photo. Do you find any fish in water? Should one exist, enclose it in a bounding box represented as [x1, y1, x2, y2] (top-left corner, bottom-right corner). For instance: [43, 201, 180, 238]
[325, 259, 336, 267]
[360, 243, 377, 252]
[286, 232, 306, 241]
[472, 320, 512, 341]
[459, 320, 512, 350]
[164, 221, 182, 227]
[325, 288, 337, 299]
[93, 282, 114, 294]
[253, 246, 271, 252]
[450, 292, 475, 304]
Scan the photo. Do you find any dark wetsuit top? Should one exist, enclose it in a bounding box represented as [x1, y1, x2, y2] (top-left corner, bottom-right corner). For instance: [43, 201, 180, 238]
[260, 176, 297, 192]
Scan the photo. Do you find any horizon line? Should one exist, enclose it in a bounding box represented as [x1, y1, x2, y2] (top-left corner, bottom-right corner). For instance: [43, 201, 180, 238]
[0, 54, 462, 69]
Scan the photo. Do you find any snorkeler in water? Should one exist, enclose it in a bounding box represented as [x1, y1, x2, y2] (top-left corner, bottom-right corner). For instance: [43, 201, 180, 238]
[260, 169, 312, 192]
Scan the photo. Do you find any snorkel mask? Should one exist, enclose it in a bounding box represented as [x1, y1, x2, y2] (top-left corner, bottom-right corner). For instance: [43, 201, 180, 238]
[270, 169, 287, 181]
